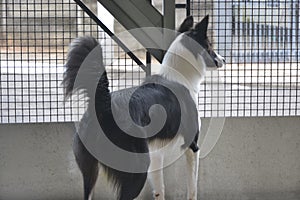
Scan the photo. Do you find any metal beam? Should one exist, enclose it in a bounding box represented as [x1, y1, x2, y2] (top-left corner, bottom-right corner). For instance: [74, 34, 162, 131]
[97, 0, 176, 63]
[74, 0, 148, 72]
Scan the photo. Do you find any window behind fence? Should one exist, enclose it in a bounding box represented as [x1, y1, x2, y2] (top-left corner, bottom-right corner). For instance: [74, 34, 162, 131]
[0, 0, 299, 123]
[193, 0, 299, 117]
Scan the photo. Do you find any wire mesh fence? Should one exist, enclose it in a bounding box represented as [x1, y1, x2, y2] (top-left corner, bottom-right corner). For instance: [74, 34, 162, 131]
[0, 0, 299, 123]
[192, 0, 300, 117]
[0, 0, 146, 123]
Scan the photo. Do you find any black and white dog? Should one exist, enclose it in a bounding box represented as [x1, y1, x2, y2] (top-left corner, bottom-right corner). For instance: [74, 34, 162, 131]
[63, 15, 225, 200]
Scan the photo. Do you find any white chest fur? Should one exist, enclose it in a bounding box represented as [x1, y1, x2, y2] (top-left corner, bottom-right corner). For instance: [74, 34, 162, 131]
[158, 34, 206, 104]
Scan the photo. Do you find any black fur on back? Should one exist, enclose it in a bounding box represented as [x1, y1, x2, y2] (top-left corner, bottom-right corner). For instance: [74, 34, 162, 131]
[128, 75, 199, 145]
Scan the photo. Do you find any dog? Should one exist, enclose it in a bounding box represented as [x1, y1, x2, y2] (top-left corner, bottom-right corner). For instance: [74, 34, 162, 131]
[63, 15, 225, 200]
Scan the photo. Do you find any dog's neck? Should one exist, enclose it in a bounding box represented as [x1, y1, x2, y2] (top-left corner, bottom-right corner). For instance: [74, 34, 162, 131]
[159, 34, 206, 103]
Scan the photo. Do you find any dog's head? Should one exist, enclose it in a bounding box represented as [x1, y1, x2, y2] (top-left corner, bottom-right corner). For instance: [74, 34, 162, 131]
[178, 15, 225, 69]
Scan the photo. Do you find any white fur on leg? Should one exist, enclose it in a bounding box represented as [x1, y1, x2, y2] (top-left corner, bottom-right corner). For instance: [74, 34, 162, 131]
[88, 188, 94, 200]
[185, 149, 200, 200]
[148, 152, 165, 200]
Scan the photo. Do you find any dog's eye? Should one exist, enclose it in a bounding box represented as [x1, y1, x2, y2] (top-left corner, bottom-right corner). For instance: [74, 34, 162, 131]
[205, 40, 212, 47]
[202, 42, 209, 49]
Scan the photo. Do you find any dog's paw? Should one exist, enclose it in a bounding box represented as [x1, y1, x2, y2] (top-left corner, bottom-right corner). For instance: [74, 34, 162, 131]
[187, 191, 197, 200]
[154, 193, 165, 200]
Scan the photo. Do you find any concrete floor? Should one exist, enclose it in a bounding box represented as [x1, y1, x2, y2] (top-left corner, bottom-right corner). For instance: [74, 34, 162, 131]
[0, 117, 300, 200]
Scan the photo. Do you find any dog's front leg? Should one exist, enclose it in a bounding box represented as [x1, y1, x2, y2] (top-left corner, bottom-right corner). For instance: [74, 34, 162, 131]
[148, 152, 165, 200]
[185, 149, 200, 200]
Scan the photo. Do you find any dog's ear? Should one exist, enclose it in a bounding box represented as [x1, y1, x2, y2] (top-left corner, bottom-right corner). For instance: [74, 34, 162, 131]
[195, 15, 209, 36]
[178, 16, 194, 33]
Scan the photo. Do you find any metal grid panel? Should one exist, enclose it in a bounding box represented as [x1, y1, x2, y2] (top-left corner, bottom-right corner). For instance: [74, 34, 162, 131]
[1, 0, 300, 123]
[0, 0, 146, 123]
[191, 0, 300, 117]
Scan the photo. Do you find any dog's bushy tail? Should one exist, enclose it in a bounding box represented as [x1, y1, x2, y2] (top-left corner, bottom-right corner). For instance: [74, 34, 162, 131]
[63, 36, 109, 103]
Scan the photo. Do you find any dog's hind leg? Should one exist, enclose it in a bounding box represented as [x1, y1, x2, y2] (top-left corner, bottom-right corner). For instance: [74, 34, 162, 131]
[148, 152, 165, 200]
[117, 172, 148, 200]
[185, 149, 200, 200]
[73, 132, 99, 200]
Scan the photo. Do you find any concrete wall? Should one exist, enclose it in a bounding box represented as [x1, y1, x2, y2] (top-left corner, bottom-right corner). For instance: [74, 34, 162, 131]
[2, 0, 77, 46]
[0, 117, 299, 200]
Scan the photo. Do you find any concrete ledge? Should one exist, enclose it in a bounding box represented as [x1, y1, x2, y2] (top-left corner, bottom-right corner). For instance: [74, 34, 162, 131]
[0, 117, 300, 200]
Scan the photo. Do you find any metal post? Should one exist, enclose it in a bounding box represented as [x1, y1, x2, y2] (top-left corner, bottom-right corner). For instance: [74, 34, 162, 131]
[163, 0, 176, 51]
[186, 0, 191, 16]
[146, 51, 152, 76]
[0, 1, 3, 41]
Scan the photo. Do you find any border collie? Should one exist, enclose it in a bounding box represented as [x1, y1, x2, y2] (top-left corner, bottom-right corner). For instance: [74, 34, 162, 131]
[63, 15, 225, 200]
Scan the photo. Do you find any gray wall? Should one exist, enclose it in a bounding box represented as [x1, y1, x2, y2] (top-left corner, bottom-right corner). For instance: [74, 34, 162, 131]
[2, 0, 77, 46]
[0, 117, 300, 200]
